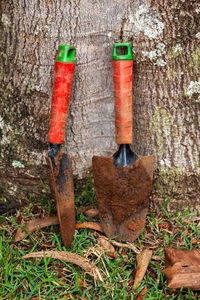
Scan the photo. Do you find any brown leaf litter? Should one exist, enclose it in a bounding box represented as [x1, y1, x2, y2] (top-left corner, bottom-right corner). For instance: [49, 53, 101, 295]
[15, 216, 103, 242]
[162, 248, 200, 290]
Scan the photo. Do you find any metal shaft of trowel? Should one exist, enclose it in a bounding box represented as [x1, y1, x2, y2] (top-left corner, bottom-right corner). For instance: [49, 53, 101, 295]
[122, 144, 129, 167]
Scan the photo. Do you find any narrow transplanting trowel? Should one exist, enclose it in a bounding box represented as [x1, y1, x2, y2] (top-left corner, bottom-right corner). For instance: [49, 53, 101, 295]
[92, 43, 155, 242]
[46, 45, 76, 248]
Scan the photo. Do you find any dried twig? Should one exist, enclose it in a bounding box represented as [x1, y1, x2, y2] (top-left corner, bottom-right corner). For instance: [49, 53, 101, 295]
[22, 251, 104, 282]
[84, 244, 110, 277]
[15, 216, 59, 242]
[111, 241, 140, 254]
[93, 233, 140, 254]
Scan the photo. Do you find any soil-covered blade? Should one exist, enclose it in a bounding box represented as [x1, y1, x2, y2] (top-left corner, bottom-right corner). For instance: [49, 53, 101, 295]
[92, 155, 154, 242]
[46, 151, 75, 248]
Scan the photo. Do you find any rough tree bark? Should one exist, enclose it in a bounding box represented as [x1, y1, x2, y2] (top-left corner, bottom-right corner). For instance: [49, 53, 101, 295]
[0, 0, 199, 212]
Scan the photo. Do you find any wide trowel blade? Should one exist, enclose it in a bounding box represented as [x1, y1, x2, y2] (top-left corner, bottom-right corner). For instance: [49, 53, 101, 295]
[92, 155, 155, 242]
[46, 151, 75, 248]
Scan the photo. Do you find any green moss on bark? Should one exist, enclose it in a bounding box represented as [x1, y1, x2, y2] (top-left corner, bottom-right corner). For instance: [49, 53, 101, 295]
[189, 46, 200, 74]
[151, 166, 200, 212]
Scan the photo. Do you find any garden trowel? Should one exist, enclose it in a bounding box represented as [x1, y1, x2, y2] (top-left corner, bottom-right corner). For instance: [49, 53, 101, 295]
[46, 45, 75, 248]
[92, 43, 155, 242]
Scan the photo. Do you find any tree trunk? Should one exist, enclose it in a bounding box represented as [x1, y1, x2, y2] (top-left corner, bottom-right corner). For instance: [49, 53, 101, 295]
[0, 0, 199, 211]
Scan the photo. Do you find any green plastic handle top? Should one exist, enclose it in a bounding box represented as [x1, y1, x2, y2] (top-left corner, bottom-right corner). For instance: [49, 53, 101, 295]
[113, 43, 132, 61]
[56, 45, 76, 63]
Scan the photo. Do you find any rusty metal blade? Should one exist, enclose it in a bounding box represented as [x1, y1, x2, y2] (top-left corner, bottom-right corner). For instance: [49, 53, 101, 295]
[92, 155, 155, 242]
[46, 151, 75, 248]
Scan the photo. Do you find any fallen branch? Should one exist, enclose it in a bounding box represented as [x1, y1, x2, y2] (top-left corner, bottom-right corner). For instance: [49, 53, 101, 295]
[133, 249, 152, 288]
[22, 251, 104, 282]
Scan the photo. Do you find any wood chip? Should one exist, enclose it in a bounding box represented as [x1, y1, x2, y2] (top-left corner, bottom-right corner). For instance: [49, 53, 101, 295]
[133, 249, 152, 288]
[22, 251, 104, 282]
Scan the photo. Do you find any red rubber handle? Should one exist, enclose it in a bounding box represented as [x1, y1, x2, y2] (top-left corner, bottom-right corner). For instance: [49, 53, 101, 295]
[48, 61, 75, 144]
[112, 60, 133, 144]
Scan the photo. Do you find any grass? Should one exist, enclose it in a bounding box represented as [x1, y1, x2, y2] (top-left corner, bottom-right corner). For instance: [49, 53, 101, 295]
[0, 176, 200, 299]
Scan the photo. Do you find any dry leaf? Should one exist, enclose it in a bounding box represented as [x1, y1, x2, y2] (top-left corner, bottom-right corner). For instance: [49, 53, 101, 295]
[164, 248, 200, 266]
[84, 208, 99, 218]
[97, 236, 115, 254]
[136, 287, 148, 299]
[75, 222, 103, 232]
[15, 216, 59, 242]
[109, 253, 118, 258]
[173, 228, 179, 235]
[62, 295, 72, 299]
[78, 204, 95, 214]
[145, 226, 151, 233]
[78, 277, 87, 287]
[158, 223, 170, 229]
[133, 249, 152, 288]
[162, 248, 200, 290]
[22, 251, 104, 282]
[182, 230, 188, 237]
[192, 239, 198, 245]
[128, 279, 134, 285]
[163, 263, 200, 290]
[144, 233, 154, 239]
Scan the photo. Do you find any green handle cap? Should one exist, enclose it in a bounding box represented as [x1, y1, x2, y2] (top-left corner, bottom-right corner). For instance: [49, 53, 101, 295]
[113, 43, 132, 61]
[56, 45, 76, 63]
